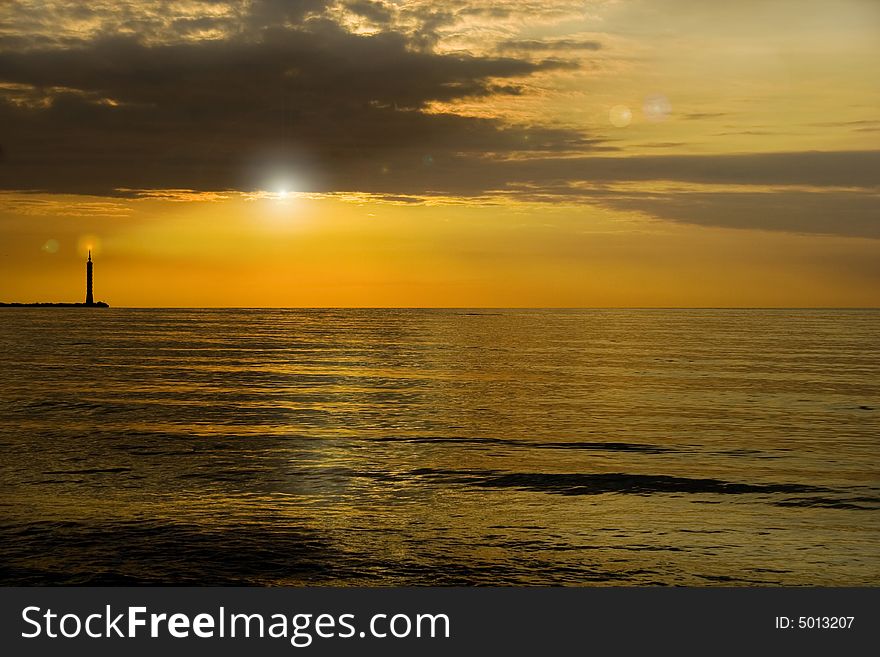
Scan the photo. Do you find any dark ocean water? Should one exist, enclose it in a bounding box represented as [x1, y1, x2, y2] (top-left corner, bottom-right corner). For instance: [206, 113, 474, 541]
[0, 308, 877, 585]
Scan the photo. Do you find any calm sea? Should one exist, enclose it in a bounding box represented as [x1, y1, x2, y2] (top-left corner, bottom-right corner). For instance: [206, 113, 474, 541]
[0, 309, 877, 585]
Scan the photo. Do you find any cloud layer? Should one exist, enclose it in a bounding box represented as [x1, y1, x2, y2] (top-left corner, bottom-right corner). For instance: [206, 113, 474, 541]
[1, 0, 878, 239]
[0, 5, 595, 194]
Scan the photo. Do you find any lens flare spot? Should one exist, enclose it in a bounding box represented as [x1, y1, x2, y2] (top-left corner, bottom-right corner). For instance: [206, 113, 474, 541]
[41, 239, 60, 254]
[609, 105, 632, 128]
[643, 94, 672, 122]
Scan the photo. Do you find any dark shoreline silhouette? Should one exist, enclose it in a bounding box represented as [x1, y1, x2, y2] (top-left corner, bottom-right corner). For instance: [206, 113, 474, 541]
[0, 302, 109, 307]
[3, 252, 109, 307]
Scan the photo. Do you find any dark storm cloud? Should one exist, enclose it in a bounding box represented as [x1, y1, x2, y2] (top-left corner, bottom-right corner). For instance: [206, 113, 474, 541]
[395, 150, 880, 192]
[0, 26, 564, 108]
[348, 151, 880, 239]
[593, 190, 880, 240]
[0, 22, 590, 195]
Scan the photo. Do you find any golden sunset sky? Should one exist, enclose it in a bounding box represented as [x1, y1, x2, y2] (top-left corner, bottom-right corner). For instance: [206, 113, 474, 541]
[1, 0, 878, 306]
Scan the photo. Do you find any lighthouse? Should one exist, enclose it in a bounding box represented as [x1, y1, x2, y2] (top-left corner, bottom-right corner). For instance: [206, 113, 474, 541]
[85, 251, 94, 305]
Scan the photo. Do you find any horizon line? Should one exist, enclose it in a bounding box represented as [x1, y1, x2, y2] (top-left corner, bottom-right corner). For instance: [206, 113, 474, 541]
[4, 305, 878, 311]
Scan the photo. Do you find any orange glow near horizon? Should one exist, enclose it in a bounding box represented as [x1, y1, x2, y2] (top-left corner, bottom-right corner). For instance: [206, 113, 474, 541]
[1, 191, 878, 308]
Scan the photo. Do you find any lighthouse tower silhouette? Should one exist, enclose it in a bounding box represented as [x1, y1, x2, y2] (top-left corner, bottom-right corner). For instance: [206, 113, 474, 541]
[85, 251, 94, 305]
